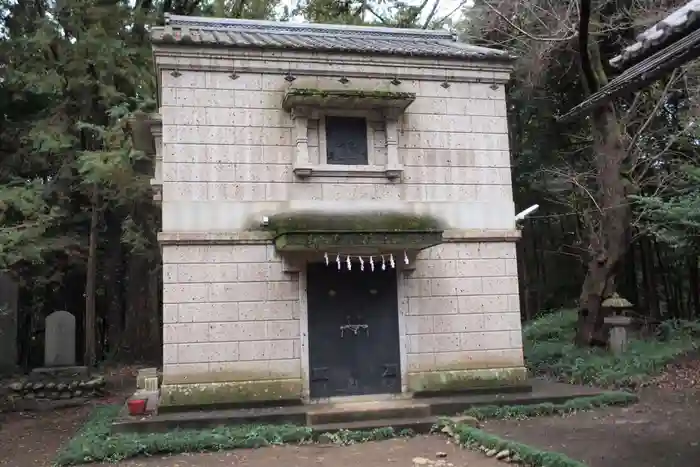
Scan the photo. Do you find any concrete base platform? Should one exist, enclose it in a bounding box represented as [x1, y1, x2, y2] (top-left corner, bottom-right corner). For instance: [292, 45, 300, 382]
[111, 379, 613, 434]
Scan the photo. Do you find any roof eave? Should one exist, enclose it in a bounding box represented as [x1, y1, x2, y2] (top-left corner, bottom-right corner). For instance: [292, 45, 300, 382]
[609, 0, 700, 69]
[150, 39, 514, 64]
[163, 13, 457, 40]
[559, 34, 700, 122]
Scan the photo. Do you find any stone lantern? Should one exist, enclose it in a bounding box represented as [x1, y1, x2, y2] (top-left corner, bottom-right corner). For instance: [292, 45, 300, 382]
[602, 293, 635, 354]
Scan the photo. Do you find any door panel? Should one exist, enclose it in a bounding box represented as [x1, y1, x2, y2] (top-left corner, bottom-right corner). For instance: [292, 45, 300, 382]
[307, 262, 401, 398]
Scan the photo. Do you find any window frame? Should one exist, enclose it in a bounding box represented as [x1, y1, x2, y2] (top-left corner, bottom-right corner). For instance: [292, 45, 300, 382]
[320, 112, 373, 167]
[290, 107, 403, 180]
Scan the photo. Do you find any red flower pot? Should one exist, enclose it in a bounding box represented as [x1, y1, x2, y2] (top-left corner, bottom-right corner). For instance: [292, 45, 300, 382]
[127, 398, 147, 416]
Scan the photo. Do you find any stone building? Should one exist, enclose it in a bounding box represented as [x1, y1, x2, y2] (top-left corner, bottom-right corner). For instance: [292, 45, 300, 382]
[132, 14, 526, 410]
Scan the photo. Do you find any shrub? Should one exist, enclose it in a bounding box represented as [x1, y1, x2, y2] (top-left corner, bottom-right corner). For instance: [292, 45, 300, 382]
[523, 310, 700, 388]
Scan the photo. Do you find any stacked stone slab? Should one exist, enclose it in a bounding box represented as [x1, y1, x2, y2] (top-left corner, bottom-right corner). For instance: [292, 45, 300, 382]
[7, 369, 106, 401]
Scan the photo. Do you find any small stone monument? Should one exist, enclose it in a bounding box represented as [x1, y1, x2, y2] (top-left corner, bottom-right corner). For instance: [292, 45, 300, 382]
[602, 294, 635, 355]
[44, 310, 76, 367]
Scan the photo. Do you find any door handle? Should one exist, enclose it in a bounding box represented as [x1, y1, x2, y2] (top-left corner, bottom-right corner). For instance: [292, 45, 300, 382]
[382, 364, 398, 377]
[339, 324, 369, 337]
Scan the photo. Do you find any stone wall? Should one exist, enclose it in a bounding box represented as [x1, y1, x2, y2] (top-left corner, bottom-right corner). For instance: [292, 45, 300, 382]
[160, 243, 304, 407]
[155, 48, 524, 406]
[402, 242, 525, 392]
[158, 62, 513, 232]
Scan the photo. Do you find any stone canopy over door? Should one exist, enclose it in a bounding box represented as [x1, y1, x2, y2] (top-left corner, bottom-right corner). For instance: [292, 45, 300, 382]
[267, 211, 443, 399]
[306, 262, 401, 398]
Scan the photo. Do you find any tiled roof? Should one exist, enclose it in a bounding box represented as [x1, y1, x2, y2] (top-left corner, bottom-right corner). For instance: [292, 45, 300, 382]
[610, 0, 700, 68]
[150, 14, 511, 61]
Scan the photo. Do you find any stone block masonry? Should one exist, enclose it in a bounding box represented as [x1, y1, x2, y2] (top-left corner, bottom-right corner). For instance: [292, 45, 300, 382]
[403, 242, 526, 392]
[158, 69, 515, 234]
[159, 238, 527, 407]
[149, 36, 526, 407]
[160, 243, 304, 408]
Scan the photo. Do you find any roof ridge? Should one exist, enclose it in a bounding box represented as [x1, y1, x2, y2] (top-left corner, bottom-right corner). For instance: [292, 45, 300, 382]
[610, 0, 700, 68]
[164, 14, 456, 41]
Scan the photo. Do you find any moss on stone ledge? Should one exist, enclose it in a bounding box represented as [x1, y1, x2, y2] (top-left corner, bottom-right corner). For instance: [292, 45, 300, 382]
[274, 231, 443, 252]
[407, 367, 528, 393]
[160, 379, 303, 408]
[285, 88, 416, 100]
[264, 212, 444, 235]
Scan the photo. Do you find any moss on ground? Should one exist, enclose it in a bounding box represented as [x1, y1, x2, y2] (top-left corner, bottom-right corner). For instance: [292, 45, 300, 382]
[55, 392, 638, 466]
[55, 309, 696, 465]
[435, 390, 639, 467]
[523, 310, 700, 388]
[461, 391, 637, 421]
[53, 405, 414, 466]
[441, 421, 588, 467]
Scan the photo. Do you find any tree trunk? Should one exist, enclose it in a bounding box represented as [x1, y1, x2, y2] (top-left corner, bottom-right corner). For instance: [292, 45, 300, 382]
[84, 185, 99, 368]
[576, 258, 614, 346]
[690, 256, 700, 319]
[575, 99, 630, 346]
[655, 243, 674, 318]
[104, 211, 125, 360]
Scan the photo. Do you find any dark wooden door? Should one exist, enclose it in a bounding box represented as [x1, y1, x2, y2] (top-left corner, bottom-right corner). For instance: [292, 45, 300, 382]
[307, 262, 401, 398]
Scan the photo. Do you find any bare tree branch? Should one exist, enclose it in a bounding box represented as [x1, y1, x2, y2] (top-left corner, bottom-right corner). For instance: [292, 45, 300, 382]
[628, 69, 681, 158]
[365, 4, 390, 24]
[422, 0, 441, 29]
[433, 0, 469, 26]
[578, 0, 599, 95]
[483, 0, 578, 42]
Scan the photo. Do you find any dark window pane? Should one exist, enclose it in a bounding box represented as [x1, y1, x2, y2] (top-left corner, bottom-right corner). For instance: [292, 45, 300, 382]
[325, 116, 368, 165]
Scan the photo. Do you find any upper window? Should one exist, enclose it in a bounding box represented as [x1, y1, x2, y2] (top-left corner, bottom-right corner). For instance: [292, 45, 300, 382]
[325, 116, 368, 165]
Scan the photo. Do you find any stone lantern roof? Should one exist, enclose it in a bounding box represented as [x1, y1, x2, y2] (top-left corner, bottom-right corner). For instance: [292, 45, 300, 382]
[602, 293, 633, 309]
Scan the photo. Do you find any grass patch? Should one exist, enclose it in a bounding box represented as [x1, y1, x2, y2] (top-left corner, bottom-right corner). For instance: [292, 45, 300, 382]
[462, 391, 637, 421]
[54, 404, 416, 466]
[56, 393, 636, 466]
[524, 310, 700, 388]
[444, 421, 587, 467]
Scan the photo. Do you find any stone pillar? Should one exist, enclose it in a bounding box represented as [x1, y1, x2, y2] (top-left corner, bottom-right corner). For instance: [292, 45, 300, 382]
[385, 118, 399, 167]
[152, 124, 163, 181]
[604, 315, 634, 354]
[291, 109, 312, 177]
[147, 115, 163, 203]
[383, 111, 402, 179]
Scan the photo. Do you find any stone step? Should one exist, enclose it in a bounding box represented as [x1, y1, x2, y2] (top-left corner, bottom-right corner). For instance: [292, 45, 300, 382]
[112, 379, 620, 435]
[307, 401, 431, 425]
[310, 415, 439, 434]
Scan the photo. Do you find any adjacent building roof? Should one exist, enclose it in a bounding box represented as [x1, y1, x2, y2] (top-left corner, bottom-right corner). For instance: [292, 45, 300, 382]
[151, 14, 511, 61]
[559, 1, 700, 122]
[610, 0, 700, 69]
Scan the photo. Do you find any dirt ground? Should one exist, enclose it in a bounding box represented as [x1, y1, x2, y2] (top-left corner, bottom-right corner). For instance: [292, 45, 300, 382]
[0, 359, 698, 467]
[106, 436, 502, 467]
[484, 358, 700, 467]
[0, 405, 94, 467]
[485, 386, 700, 467]
[0, 364, 141, 467]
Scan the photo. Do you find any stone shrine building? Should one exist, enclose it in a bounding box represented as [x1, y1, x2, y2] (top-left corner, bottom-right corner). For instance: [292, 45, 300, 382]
[132, 14, 526, 410]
